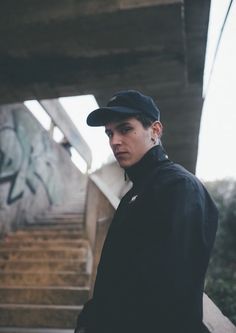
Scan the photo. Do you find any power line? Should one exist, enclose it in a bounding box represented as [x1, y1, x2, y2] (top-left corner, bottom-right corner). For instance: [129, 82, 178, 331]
[203, 0, 234, 97]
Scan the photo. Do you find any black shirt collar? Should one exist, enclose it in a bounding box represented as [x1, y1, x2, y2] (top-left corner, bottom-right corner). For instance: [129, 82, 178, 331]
[125, 145, 169, 186]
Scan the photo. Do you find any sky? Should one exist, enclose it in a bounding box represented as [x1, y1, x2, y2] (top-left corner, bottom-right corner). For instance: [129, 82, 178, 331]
[25, 96, 113, 173]
[59, 95, 114, 172]
[196, 0, 236, 181]
[25, 0, 236, 181]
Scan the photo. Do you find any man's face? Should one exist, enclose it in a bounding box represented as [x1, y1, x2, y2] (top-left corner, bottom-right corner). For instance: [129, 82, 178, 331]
[105, 117, 155, 168]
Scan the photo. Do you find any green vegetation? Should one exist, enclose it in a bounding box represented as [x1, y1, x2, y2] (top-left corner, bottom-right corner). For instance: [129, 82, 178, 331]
[205, 179, 236, 325]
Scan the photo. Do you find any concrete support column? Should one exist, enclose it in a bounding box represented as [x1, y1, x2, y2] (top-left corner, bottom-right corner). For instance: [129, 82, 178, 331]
[85, 177, 115, 296]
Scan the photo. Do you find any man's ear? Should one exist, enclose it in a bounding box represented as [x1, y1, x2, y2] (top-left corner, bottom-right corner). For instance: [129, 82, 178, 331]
[151, 121, 163, 140]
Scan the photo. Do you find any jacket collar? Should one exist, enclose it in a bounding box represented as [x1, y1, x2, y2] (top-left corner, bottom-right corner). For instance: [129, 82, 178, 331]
[125, 145, 169, 186]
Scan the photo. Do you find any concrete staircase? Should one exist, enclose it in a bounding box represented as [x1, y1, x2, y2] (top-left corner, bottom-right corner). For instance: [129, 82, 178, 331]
[0, 214, 92, 332]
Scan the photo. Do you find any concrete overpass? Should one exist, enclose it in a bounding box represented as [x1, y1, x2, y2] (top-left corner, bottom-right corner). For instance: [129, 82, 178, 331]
[0, 0, 210, 172]
[1, 2, 236, 331]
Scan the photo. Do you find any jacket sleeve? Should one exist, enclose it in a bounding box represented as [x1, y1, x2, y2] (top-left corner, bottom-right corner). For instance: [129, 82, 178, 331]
[74, 299, 95, 332]
[124, 177, 218, 332]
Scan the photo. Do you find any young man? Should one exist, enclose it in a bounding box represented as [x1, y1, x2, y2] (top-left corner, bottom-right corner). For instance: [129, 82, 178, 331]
[75, 90, 218, 333]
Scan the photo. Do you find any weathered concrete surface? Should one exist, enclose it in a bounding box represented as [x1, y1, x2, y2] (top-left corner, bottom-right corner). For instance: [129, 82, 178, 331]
[0, 305, 82, 329]
[0, 103, 87, 235]
[84, 177, 115, 296]
[0, 287, 89, 306]
[0, 220, 91, 329]
[0, 0, 210, 172]
[40, 99, 92, 168]
[203, 294, 236, 333]
[0, 259, 87, 272]
[91, 159, 132, 200]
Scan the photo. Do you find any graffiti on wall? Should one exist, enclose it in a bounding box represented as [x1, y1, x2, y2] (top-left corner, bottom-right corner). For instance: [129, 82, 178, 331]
[0, 105, 61, 205]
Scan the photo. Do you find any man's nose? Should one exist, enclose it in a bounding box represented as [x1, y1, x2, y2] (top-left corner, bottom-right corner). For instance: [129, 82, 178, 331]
[110, 133, 122, 146]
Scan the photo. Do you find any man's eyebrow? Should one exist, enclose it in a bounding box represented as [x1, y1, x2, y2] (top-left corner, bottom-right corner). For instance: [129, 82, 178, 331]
[105, 121, 132, 134]
[116, 121, 131, 127]
[114, 121, 132, 130]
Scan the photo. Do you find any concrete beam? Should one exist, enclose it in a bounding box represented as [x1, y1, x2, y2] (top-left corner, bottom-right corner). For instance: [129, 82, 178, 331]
[0, 0, 210, 173]
[0, 5, 183, 58]
[184, 0, 210, 83]
[39, 99, 92, 168]
[0, 1, 181, 27]
[0, 4, 184, 106]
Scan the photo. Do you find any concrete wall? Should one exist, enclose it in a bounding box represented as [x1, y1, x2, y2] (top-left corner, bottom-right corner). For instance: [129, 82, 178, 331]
[92, 160, 132, 200]
[0, 103, 87, 235]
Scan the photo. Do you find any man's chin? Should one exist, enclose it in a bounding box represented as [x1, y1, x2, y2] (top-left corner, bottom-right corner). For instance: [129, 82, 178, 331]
[117, 159, 133, 169]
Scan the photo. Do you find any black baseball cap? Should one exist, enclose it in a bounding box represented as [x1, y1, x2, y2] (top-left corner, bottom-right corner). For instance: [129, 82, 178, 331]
[86, 90, 160, 126]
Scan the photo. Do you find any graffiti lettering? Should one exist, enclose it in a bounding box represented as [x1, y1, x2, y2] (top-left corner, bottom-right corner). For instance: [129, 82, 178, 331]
[0, 106, 60, 205]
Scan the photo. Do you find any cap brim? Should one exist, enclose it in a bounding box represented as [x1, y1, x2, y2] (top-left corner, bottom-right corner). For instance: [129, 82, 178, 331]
[86, 106, 141, 126]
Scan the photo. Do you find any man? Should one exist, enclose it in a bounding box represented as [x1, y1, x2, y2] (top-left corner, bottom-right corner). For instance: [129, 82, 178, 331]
[75, 90, 218, 333]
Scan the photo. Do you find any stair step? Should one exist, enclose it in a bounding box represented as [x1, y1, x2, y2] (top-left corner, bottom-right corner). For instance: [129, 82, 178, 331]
[0, 210, 91, 331]
[0, 328, 74, 333]
[0, 286, 89, 305]
[0, 272, 90, 287]
[33, 214, 83, 219]
[0, 239, 88, 249]
[5, 232, 84, 241]
[0, 248, 88, 260]
[33, 217, 84, 224]
[22, 223, 84, 230]
[9, 229, 83, 236]
[0, 304, 82, 328]
[0, 259, 87, 272]
[4, 233, 85, 241]
[23, 216, 84, 229]
[35, 217, 83, 222]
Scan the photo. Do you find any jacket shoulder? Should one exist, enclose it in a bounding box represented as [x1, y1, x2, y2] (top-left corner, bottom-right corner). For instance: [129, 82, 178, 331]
[157, 162, 218, 212]
[157, 162, 200, 187]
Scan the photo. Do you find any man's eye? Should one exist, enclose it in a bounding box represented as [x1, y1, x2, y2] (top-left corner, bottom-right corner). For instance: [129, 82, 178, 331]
[121, 127, 132, 134]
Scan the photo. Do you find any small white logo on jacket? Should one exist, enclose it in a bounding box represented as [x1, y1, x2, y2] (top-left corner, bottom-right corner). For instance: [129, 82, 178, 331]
[129, 195, 138, 204]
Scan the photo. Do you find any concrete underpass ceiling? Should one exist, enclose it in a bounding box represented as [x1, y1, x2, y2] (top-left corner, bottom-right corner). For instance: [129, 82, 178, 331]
[0, 0, 210, 173]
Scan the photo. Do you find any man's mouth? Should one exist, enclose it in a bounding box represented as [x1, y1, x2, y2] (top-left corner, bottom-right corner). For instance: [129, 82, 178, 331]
[115, 151, 128, 158]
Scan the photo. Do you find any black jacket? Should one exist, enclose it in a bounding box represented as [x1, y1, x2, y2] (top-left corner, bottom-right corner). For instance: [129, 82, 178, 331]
[76, 145, 218, 333]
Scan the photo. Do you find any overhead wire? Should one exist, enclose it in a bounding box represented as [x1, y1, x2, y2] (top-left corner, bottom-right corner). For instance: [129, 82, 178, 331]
[203, 0, 234, 97]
